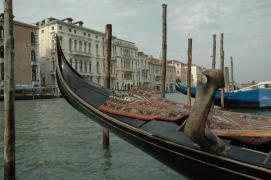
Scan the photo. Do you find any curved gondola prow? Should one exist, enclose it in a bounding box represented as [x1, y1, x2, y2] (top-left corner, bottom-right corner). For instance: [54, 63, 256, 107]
[55, 35, 111, 108]
[56, 35, 82, 79]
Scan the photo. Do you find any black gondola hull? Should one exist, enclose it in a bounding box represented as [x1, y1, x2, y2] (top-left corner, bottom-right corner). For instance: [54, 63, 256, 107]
[57, 73, 270, 179]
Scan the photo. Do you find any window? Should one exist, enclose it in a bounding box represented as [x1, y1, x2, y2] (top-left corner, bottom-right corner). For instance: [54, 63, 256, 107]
[0, 26, 3, 39]
[96, 62, 99, 73]
[74, 40, 77, 51]
[84, 60, 87, 72]
[96, 44, 98, 55]
[74, 30, 76, 34]
[59, 36, 63, 46]
[51, 26, 54, 30]
[31, 50, 36, 62]
[31, 32, 35, 45]
[89, 61, 92, 72]
[96, 36, 98, 39]
[79, 41, 82, 52]
[69, 39, 72, 51]
[69, 28, 71, 32]
[0, 62, 3, 81]
[32, 66, 37, 81]
[79, 60, 83, 72]
[69, 59, 73, 66]
[84, 41, 87, 52]
[88, 42, 91, 53]
[0, 46, 4, 58]
[41, 29, 44, 34]
[75, 60, 78, 70]
[84, 32, 86, 36]
[59, 26, 62, 30]
[88, 33, 90, 37]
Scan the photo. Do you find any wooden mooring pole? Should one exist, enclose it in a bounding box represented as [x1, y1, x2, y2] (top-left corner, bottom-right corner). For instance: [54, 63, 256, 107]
[220, 33, 225, 109]
[187, 38, 192, 106]
[161, 3, 167, 98]
[212, 34, 216, 69]
[103, 24, 112, 149]
[230, 56, 234, 91]
[4, 0, 16, 179]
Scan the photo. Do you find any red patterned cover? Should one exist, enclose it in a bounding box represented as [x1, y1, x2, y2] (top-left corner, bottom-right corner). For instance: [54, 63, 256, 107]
[99, 89, 271, 145]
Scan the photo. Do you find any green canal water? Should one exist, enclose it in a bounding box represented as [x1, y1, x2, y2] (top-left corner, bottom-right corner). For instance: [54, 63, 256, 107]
[0, 93, 271, 179]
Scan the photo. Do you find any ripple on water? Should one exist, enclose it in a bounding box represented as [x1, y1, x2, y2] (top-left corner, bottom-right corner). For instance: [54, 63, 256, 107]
[0, 98, 184, 180]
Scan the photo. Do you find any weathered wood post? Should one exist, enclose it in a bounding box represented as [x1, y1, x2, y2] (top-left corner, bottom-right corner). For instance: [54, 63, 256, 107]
[187, 38, 192, 106]
[230, 56, 234, 91]
[220, 33, 225, 109]
[224, 67, 230, 92]
[212, 34, 216, 69]
[161, 3, 167, 98]
[103, 24, 112, 149]
[4, 0, 15, 179]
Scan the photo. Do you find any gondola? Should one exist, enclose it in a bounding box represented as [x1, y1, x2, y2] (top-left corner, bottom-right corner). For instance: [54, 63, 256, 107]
[176, 82, 271, 109]
[55, 36, 271, 179]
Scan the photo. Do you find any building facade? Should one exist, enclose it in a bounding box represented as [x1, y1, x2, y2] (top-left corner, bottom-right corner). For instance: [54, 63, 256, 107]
[138, 52, 150, 89]
[148, 57, 176, 92]
[168, 60, 186, 83]
[37, 17, 141, 94]
[0, 14, 40, 91]
[114, 38, 139, 90]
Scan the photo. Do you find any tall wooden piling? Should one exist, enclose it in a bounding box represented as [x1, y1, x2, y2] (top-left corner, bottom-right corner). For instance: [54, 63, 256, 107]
[230, 56, 234, 91]
[103, 24, 112, 149]
[187, 38, 192, 106]
[212, 34, 216, 69]
[161, 3, 167, 98]
[224, 67, 230, 92]
[4, 0, 15, 179]
[220, 33, 225, 109]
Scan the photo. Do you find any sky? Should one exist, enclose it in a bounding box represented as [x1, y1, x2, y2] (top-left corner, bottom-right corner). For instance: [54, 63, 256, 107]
[1, 0, 271, 83]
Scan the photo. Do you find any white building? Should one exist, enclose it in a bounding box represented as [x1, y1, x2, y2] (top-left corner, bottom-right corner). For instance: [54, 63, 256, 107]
[37, 17, 143, 94]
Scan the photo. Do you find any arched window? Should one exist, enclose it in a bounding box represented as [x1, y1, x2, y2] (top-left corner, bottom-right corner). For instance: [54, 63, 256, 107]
[69, 59, 73, 66]
[0, 26, 3, 39]
[31, 32, 35, 44]
[32, 66, 37, 81]
[0, 46, 4, 58]
[31, 50, 36, 62]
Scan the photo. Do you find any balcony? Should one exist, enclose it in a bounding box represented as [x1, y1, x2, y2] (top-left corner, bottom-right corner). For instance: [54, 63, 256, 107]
[69, 50, 91, 57]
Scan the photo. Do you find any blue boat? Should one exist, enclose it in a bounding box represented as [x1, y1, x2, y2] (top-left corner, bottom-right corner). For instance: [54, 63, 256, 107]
[176, 82, 271, 108]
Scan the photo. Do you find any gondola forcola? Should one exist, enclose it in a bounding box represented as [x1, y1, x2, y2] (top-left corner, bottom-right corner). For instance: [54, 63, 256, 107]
[55, 36, 271, 179]
[181, 70, 226, 153]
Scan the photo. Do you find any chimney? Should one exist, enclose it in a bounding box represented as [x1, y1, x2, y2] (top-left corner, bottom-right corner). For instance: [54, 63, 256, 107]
[62, 17, 73, 23]
[73, 21, 83, 27]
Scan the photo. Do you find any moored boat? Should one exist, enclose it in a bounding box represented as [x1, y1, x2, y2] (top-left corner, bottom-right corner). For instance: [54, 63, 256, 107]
[55, 36, 271, 179]
[176, 82, 271, 108]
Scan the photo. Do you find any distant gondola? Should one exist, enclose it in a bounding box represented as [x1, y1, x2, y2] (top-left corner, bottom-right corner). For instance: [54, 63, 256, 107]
[55, 36, 271, 179]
